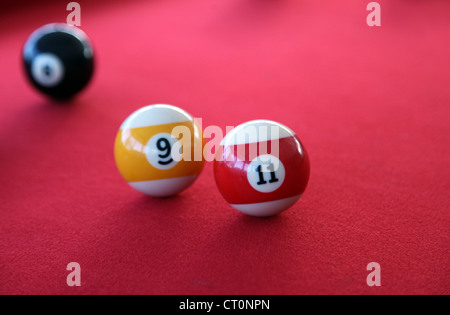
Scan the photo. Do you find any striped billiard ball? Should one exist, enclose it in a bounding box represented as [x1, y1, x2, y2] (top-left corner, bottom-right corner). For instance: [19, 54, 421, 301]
[214, 120, 310, 217]
[114, 104, 205, 197]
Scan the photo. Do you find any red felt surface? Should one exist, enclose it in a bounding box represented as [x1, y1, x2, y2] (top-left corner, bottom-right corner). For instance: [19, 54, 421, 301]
[0, 0, 449, 295]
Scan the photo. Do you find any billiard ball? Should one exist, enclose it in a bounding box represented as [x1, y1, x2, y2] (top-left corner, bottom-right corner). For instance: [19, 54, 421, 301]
[114, 104, 205, 197]
[23, 23, 94, 100]
[214, 120, 310, 217]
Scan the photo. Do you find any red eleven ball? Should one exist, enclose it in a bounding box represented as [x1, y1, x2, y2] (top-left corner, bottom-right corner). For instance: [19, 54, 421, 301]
[214, 120, 310, 217]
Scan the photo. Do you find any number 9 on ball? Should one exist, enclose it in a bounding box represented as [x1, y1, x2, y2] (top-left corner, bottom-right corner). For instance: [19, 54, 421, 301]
[114, 104, 205, 197]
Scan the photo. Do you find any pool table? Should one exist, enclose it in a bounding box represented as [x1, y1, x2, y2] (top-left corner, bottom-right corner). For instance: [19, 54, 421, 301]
[0, 0, 449, 295]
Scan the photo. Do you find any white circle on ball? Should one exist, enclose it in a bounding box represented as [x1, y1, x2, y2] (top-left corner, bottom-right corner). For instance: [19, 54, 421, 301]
[247, 154, 286, 193]
[31, 53, 65, 87]
[145, 133, 182, 170]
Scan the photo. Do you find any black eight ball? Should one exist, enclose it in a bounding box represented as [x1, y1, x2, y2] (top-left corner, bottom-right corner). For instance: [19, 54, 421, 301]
[23, 23, 95, 100]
